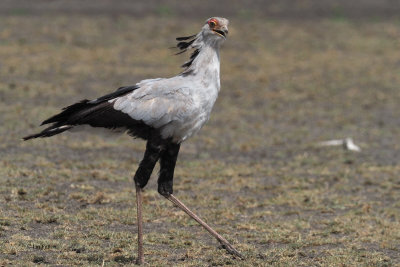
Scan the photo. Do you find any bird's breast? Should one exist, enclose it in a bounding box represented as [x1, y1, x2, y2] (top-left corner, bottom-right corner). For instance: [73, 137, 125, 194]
[161, 84, 219, 143]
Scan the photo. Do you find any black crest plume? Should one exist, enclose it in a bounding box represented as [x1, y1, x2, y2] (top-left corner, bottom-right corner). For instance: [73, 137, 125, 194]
[174, 34, 200, 69]
[175, 34, 196, 54]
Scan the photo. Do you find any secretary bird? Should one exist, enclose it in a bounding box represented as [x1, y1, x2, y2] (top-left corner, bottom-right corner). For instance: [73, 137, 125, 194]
[23, 17, 242, 264]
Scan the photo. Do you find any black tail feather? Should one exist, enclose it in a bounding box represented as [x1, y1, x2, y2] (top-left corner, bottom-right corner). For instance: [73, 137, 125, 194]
[23, 85, 151, 141]
[41, 100, 91, 126]
[41, 85, 139, 126]
[23, 125, 73, 140]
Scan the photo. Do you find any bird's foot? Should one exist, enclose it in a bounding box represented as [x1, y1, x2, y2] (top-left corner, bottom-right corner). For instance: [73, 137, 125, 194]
[165, 194, 244, 260]
[218, 240, 245, 259]
[135, 258, 144, 265]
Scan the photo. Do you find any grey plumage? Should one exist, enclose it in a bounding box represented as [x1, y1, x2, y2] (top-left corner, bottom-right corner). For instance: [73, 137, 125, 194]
[112, 18, 229, 142]
[24, 17, 229, 144]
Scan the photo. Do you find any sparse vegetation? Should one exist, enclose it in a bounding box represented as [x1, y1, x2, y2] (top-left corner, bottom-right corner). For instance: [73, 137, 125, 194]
[1, 2, 400, 266]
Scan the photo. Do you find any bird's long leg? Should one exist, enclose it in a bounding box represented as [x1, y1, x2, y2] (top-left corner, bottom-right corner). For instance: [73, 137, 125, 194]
[165, 194, 243, 259]
[157, 143, 243, 259]
[133, 136, 165, 265]
[135, 185, 144, 265]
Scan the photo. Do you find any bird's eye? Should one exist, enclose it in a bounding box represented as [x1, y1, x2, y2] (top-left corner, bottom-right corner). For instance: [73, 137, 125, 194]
[208, 19, 217, 28]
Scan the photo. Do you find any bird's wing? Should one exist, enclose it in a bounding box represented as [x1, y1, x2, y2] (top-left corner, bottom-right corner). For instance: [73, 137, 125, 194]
[111, 79, 194, 129]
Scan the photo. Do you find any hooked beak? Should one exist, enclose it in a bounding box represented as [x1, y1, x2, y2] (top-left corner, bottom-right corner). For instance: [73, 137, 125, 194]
[212, 26, 228, 38]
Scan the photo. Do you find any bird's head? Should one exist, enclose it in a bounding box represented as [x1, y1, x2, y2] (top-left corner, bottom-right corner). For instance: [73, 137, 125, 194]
[175, 17, 229, 52]
[202, 17, 229, 42]
[175, 17, 229, 71]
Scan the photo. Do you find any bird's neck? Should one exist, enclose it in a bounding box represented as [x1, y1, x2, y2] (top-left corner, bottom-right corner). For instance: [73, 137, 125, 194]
[182, 45, 221, 89]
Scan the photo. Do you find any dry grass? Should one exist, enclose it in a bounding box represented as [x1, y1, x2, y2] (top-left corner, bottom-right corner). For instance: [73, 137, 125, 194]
[1, 10, 400, 266]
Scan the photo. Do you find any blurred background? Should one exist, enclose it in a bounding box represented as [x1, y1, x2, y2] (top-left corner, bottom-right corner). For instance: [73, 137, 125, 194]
[1, 1, 399, 266]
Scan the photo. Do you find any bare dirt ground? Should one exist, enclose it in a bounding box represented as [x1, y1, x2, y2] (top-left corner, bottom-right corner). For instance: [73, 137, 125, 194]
[1, 1, 399, 266]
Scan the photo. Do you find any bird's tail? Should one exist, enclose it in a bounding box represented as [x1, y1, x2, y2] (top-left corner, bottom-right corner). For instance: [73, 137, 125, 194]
[22, 84, 149, 141]
[22, 100, 104, 141]
[22, 125, 73, 140]
[22, 85, 150, 141]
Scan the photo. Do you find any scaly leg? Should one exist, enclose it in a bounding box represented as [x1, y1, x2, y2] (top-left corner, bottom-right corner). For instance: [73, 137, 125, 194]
[165, 194, 244, 259]
[158, 142, 243, 259]
[135, 185, 144, 265]
[133, 135, 166, 265]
